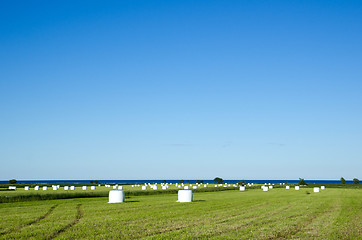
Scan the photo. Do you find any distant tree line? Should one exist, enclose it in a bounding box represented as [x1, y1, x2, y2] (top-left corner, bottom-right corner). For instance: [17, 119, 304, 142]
[9, 179, 17, 184]
[214, 177, 223, 184]
[341, 177, 359, 184]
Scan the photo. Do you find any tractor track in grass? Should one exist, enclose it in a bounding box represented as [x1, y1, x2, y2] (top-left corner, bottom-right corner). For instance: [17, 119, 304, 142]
[0, 204, 58, 236]
[46, 204, 83, 240]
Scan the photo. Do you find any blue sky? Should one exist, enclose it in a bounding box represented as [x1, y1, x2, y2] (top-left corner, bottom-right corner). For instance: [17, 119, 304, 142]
[1, 1, 361, 180]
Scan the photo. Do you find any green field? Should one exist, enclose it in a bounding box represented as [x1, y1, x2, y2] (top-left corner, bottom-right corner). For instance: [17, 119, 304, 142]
[0, 186, 361, 239]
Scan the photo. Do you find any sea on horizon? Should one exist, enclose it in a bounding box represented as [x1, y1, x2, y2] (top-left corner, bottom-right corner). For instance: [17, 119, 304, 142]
[0, 179, 353, 184]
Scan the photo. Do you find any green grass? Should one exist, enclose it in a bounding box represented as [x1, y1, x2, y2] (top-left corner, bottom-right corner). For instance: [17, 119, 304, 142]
[0, 184, 243, 203]
[0, 187, 361, 239]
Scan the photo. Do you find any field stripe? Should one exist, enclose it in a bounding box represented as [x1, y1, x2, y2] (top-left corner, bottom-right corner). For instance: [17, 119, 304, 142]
[46, 204, 83, 240]
[119, 201, 272, 239]
[143, 203, 293, 239]
[0, 204, 58, 236]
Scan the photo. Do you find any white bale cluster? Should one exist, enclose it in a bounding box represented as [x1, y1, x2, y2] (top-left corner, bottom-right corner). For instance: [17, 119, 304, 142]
[108, 190, 125, 203]
[9, 186, 17, 190]
[105, 184, 111, 188]
[177, 190, 193, 202]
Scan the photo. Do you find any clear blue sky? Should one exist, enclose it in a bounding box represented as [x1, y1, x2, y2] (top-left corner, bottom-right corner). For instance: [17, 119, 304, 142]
[1, 1, 361, 180]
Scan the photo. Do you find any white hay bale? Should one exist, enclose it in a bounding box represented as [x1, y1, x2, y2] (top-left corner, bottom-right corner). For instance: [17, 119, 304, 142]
[295, 186, 300, 190]
[286, 186, 290, 189]
[262, 186, 269, 191]
[184, 186, 189, 190]
[70, 186, 75, 190]
[118, 186, 123, 190]
[177, 190, 193, 202]
[108, 190, 125, 203]
[240, 186, 245, 191]
[24, 186, 29, 191]
[269, 186, 273, 189]
[43, 186, 48, 191]
[34, 186, 39, 191]
[142, 186, 147, 190]
[313, 187, 320, 193]
[91, 186, 96, 190]
[162, 186, 167, 190]
[64, 186, 69, 190]
[321, 186, 325, 190]
[82, 186, 87, 190]
[204, 184, 207, 187]
[9, 186, 16, 190]
[52, 186, 58, 190]
[113, 185, 117, 189]
[193, 186, 197, 189]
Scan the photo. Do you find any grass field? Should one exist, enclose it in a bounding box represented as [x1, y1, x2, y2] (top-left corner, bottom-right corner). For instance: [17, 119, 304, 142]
[0, 187, 361, 239]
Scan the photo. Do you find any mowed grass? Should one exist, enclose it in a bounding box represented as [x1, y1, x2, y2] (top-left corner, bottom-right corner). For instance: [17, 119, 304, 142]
[0, 188, 361, 239]
[0, 184, 241, 203]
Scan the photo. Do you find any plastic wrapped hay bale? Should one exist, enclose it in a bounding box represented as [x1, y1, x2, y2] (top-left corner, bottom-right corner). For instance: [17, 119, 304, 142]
[177, 190, 193, 202]
[108, 190, 125, 203]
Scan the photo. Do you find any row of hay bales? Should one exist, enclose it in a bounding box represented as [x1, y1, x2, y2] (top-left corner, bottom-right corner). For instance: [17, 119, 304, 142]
[9, 182, 320, 192]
